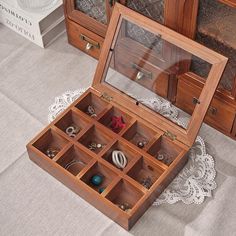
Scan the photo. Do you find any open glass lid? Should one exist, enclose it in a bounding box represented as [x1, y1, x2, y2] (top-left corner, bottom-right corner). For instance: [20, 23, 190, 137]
[92, 3, 228, 147]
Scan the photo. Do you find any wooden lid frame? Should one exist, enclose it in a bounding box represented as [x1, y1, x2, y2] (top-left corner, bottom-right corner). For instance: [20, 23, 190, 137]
[92, 3, 228, 147]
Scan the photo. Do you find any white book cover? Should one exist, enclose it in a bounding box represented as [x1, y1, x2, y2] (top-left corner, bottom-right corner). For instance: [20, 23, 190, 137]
[0, 0, 65, 47]
[1, 15, 65, 48]
[0, 0, 64, 35]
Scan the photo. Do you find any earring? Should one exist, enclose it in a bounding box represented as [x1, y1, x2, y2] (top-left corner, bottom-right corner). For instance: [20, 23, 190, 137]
[66, 125, 80, 137]
[86, 105, 97, 118]
[140, 177, 152, 189]
[88, 142, 105, 151]
[46, 147, 60, 158]
[136, 140, 147, 149]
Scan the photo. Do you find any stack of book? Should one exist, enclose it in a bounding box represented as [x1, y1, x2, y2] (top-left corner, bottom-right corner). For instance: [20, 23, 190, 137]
[0, 0, 65, 48]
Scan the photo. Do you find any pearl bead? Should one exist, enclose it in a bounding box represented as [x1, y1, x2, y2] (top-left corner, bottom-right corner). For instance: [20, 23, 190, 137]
[90, 175, 103, 186]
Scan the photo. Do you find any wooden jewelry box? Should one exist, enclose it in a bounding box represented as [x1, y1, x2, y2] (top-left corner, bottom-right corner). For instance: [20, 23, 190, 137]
[27, 4, 227, 230]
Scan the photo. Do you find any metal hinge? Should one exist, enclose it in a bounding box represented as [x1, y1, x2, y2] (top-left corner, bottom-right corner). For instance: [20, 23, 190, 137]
[101, 92, 113, 102]
[192, 97, 200, 105]
[164, 130, 177, 141]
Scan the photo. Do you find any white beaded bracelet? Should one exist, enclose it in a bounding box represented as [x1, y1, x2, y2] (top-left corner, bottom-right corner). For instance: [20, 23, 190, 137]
[112, 150, 127, 169]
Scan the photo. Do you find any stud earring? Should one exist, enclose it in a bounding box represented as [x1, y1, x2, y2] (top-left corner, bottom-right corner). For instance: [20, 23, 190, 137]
[46, 147, 60, 158]
[136, 140, 147, 149]
[140, 176, 152, 189]
[88, 142, 105, 151]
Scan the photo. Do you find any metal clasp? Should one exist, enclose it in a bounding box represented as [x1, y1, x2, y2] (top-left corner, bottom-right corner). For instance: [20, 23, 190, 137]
[164, 130, 177, 141]
[192, 97, 200, 105]
[101, 92, 113, 102]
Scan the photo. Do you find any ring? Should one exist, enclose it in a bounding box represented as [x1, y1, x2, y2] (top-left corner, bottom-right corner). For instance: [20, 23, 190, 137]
[66, 125, 80, 137]
[112, 150, 127, 169]
[87, 105, 97, 117]
[156, 153, 165, 161]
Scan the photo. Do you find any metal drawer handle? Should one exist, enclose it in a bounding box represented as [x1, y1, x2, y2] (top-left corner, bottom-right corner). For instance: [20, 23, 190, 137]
[208, 106, 217, 115]
[79, 34, 100, 50]
[132, 63, 152, 81]
[136, 71, 144, 80]
[85, 43, 93, 51]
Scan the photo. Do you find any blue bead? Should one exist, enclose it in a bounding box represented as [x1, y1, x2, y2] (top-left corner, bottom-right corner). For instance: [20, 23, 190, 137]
[90, 175, 103, 186]
[98, 187, 105, 193]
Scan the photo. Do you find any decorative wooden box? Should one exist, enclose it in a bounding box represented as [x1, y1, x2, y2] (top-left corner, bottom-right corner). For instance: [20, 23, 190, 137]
[27, 4, 227, 230]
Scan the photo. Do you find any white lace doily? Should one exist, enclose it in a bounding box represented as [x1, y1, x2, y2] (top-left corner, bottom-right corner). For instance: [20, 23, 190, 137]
[48, 89, 217, 205]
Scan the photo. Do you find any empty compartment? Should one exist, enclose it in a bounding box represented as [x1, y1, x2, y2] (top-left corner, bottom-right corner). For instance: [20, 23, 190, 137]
[32, 129, 68, 159]
[75, 92, 109, 118]
[81, 161, 117, 194]
[78, 125, 113, 154]
[106, 179, 144, 213]
[55, 110, 90, 138]
[127, 157, 164, 189]
[57, 145, 93, 176]
[147, 136, 182, 166]
[99, 107, 133, 134]
[122, 121, 157, 149]
[102, 141, 141, 171]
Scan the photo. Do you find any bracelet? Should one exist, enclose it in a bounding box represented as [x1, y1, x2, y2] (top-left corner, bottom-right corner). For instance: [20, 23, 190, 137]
[112, 150, 127, 169]
[64, 159, 85, 170]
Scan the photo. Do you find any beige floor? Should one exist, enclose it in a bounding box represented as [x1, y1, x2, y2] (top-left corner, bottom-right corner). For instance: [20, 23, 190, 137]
[0, 24, 236, 236]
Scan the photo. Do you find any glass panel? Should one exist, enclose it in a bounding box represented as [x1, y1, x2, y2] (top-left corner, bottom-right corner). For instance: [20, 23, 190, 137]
[126, 0, 164, 24]
[102, 19, 213, 129]
[126, 0, 164, 55]
[191, 0, 236, 92]
[75, 0, 107, 25]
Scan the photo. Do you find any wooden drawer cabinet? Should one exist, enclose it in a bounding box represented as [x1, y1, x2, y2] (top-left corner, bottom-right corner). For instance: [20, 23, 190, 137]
[65, 0, 109, 38]
[176, 78, 235, 133]
[67, 19, 104, 59]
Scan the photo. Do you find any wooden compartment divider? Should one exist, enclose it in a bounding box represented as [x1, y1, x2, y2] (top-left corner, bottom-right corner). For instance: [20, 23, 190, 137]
[28, 88, 185, 229]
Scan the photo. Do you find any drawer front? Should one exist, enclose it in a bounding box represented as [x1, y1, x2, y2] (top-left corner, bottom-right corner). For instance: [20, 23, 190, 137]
[67, 19, 104, 59]
[114, 45, 170, 98]
[176, 79, 235, 133]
